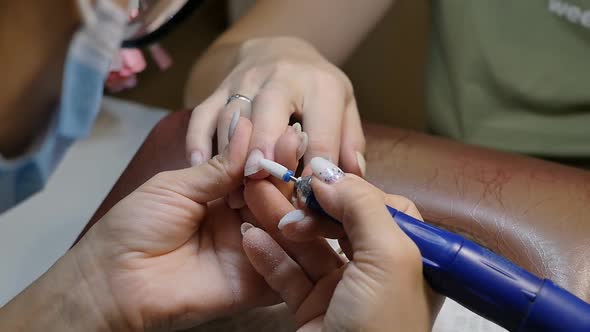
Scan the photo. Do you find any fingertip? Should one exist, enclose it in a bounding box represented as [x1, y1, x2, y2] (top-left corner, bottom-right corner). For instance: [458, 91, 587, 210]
[224, 116, 253, 173]
[244, 149, 266, 177]
[186, 92, 227, 165]
[275, 125, 305, 171]
[190, 150, 205, 167]
[227, 187, 246, 209]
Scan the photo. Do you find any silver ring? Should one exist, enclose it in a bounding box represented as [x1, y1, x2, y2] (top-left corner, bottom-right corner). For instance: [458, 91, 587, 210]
[226, 94, 253, 105]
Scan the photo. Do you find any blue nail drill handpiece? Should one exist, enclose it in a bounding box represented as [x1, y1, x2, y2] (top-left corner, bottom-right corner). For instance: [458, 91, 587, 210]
[290, 175, 590, 331]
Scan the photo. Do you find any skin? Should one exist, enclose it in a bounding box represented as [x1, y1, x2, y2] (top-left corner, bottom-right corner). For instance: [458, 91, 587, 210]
[184, 0, 395, 177]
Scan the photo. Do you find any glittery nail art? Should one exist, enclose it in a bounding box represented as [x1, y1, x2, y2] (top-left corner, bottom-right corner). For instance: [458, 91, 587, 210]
[310, 157, 344, 184]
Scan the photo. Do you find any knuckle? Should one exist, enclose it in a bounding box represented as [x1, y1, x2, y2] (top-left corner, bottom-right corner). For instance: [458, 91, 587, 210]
[389, 194, 419, 215]
[388, 240, 423, 272]
[239, 38, 258, 54]
[341, 186, 383, 221]
[272, 59, 298, 76]
[143, 171, 183, 196]
[312, 65, 352, 95]
[308, 135, 338, 155]
[209, 153, 235, 180]
[149, 170, 172, 186]
[254, 87, 281, 105]
[312, 66, 341, 87]
[239, 67, 262, 87]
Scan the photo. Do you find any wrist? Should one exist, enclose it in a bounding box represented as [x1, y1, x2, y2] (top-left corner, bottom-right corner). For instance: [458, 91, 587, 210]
[68, 235, 132, 331]
[184, 41, 242, 106]
[0, 241, 127, 332]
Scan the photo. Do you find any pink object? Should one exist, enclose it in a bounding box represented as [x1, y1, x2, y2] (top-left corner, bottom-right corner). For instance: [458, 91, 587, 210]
[105, 8, 173, 92]
[149, 44, 173, 71]
[106, 48, 146, 92]
[105, 44, 174, 92]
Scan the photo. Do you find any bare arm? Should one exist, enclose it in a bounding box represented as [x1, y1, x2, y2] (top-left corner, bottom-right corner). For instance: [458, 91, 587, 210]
[0, 248, 124, 332]
[184, 0, 394, 105]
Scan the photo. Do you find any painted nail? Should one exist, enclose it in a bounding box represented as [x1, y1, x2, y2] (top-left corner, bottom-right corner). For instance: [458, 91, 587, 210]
[278, 209, 310, 230]
[356, 151, 366, 177]
[296, 132, 308, 161]
[228, 109, 240, 141]
[311, 157, 344, 184]
[244, 149, 264, 176]
[241, 222, 254, 235]
[190, 151, 204, 166]
[293, 122, 302, 134]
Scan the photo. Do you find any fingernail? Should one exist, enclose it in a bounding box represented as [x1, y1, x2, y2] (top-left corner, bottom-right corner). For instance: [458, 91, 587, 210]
[244, 149, 264, 176]
[227, 190, 246, 209]
[293, 122, 302, 134]
[356, 151, 366, 177]
[311, 157, 344, 184]
[278, 209, 310, 230]
[296, 132, 308, 161]
[190, 151, 204, 166]
[228, 109, 240, 141]
[241, 222, 254, 235]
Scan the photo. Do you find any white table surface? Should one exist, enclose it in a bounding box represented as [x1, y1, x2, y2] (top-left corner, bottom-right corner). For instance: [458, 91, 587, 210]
[0, 97, 503, 331]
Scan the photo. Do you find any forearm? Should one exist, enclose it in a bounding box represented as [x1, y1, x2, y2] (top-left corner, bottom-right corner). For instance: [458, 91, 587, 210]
[0, 245, 124, 332]
[220, 0, 394, 65]
[184, 0, 394, 106]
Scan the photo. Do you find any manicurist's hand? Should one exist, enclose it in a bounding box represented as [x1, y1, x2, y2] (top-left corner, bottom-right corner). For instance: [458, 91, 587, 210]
[77, 116, 282, 330]
[242, 157, 444, 331]
[0, 117, 280, 332]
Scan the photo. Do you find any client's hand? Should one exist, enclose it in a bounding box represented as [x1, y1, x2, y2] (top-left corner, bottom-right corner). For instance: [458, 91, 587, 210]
[185, 37, 366, 176]
[242, 157, 444, 331]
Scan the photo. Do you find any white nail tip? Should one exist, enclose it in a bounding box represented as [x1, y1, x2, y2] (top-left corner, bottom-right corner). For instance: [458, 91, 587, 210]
[190, 151, 204, 166]
[244, 149, 264, 176]
[356, 151, 366, 177]
[228, 109, 240, 141]
[296, 132, 308, 161]
[310, 157, 344, 184]
[259, 159, 288, 180]
[293, 122, 302, 134]
[278, 209, 308, 230]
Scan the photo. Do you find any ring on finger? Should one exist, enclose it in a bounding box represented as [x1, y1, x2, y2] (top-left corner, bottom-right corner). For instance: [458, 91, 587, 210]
[226, 93, 253, 105]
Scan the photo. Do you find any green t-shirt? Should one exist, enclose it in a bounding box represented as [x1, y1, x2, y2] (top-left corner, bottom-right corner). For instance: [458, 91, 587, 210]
[427, 0, 590, 157]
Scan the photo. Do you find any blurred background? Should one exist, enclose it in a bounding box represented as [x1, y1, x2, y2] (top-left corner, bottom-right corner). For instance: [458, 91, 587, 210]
[0, 2, 506, 331]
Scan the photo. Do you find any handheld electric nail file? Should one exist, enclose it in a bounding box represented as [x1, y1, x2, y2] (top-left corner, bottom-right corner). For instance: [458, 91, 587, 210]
[259, 159, 590, 332]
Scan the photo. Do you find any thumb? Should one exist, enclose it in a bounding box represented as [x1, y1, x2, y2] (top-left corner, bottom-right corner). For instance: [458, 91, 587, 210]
[308, 157, 418, 259]
[142, 116, 252, 203]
